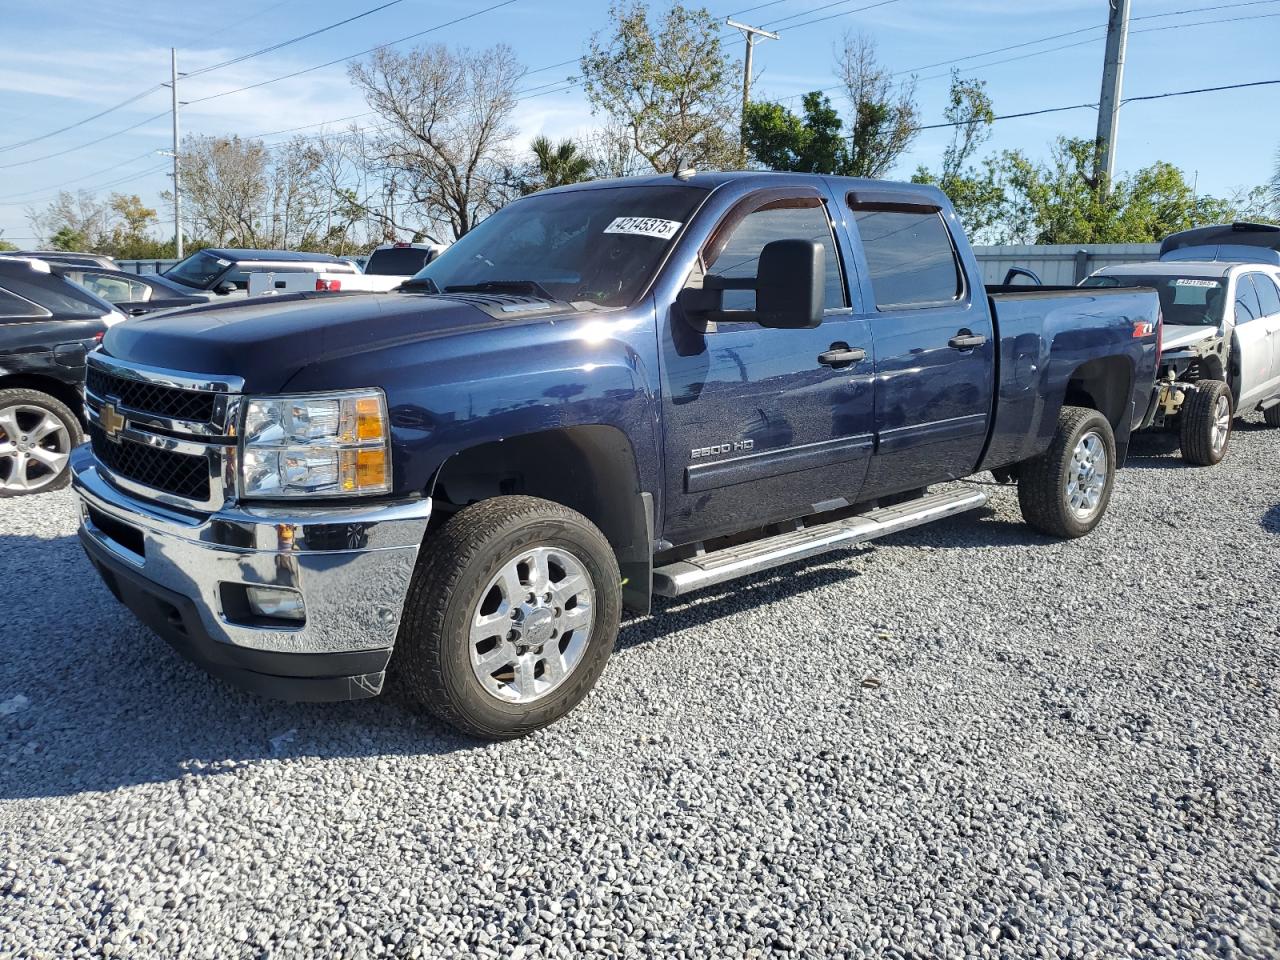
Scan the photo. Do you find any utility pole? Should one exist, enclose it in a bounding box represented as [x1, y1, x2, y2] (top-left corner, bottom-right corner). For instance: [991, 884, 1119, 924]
[169, 48, 184, 259]
[1094, 0, 1131, 192]
[726, 19, 779, 164]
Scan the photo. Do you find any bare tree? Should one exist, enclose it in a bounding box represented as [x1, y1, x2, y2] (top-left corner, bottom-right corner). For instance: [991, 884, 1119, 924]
[172, 134, 271, 245]
[581, 122, 648, 180]
[836, 32, 919, 178]
[348, 43, 523, 239]
[28, 190, 113, 249]
[580, 3, 741, 174]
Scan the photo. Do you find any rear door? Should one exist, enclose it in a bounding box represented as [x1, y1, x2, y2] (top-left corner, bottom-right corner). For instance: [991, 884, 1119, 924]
[839, 194, 995, 496]
[659, 187, 876, 545]
[1232, 272, 1270, 407]
[1249, 271, 1280, 398]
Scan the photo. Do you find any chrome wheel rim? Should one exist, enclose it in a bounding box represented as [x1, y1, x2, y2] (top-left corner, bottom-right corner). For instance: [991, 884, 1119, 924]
[469, 546, 595, 705]
[0, 404, 71, 494]
[1212, 395, 1231, 454]
[1065, 430, 1108, 520]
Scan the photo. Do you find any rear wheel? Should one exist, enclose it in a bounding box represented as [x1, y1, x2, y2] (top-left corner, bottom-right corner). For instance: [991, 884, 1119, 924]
[396, 496, 621, 739]
[1179, 380, 1232, 466]
[0, 388, 81, 498]
[1017, 406, 1117, 539]
[1263, 404, 1280, 428]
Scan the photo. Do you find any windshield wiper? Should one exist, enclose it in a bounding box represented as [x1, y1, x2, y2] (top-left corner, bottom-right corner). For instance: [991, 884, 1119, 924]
[444, 280, 556, 300]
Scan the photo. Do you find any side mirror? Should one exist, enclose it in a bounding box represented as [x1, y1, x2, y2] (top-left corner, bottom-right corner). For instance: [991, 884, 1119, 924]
[755, 239, 825, 329]
[677, 238, 826, 331]
[215, 281, 237, 295]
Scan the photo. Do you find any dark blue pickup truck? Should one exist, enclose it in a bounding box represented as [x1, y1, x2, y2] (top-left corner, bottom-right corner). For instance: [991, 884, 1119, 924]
[70, 172, 1160, 738]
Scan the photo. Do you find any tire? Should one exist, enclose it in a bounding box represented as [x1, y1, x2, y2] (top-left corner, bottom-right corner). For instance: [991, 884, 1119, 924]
[1264, 404, 1280, 428]
[1179, 380, 1232, 466]
[396, 495, 621, 739]
[1017, 405, 1117, 539]
[0, 387, 82, 498]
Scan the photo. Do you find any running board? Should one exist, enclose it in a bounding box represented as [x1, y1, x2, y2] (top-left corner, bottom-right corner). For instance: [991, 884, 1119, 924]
[652, 488, 988, 598]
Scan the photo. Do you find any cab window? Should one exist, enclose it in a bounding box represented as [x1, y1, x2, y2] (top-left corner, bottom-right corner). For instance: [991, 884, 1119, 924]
[1249, 273, 1280, 317]
[704, 197, 848, 312]
[849, 204, 963, 310]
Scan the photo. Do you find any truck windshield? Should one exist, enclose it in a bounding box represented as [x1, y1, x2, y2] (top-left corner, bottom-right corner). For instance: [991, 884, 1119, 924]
[163, 251, 229, 290]
[406, 184, 708, 308]
[1083, 274, 1226, 325]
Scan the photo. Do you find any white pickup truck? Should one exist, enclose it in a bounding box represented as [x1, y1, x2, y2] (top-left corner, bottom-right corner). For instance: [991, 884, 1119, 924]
[248, 242, 445, 297]
[1082, 222, 1280, 465]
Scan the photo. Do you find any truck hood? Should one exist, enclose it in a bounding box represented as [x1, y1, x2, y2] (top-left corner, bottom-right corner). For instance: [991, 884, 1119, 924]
[1161, 324, 1219, 353]
[101, 291, 567, 393]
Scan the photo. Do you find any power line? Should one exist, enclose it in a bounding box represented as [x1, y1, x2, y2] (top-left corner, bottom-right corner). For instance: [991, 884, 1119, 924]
[0, 84, 167, 155]
[182, 0, 408, 79]
[764, 0, 904, 30]
[184, 0, 520, 105]
[915, 77, 1280, 131]
[0, 111, 170, 171]
[3, 162, 172, 208]
[0, 148, 164, 202]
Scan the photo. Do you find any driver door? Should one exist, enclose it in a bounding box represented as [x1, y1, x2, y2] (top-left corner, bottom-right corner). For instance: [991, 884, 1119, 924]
[659, 188, 876, 547]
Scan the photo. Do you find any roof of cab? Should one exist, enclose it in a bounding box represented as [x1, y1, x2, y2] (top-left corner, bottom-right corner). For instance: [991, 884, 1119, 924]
[536, 170, 947, 204]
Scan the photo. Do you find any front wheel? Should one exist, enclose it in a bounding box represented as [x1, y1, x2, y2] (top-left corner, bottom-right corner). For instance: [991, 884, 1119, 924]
[1017, 406, 1117, 539]
[395, 496, 621, 739]
[1179, 380, 1232, 466]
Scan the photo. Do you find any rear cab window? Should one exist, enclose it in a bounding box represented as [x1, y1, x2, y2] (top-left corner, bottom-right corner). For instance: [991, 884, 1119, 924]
[366, 247, 433, 275]
[1248, 273, 1280, 317]
[846, 201, 964, 310]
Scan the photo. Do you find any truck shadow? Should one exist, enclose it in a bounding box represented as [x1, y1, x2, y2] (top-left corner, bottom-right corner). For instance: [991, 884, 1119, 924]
[0, 533, 862, 799]
[1263, 505, 1280, 535]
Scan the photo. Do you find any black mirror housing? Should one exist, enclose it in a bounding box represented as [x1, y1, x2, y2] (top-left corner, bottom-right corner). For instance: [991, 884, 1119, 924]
[215, 281, 237, 295]
[756, 239, 825, 329]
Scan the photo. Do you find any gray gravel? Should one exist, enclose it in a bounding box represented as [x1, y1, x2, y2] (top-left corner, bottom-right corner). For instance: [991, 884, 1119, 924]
[2, 417, 1279, 959]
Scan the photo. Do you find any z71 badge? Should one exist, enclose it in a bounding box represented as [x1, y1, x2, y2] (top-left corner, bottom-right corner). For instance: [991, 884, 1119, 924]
[691, 440, 754, 459]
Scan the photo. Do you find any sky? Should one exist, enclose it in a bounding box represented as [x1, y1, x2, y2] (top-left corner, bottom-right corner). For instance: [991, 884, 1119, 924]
[0, 0, 1277, 244]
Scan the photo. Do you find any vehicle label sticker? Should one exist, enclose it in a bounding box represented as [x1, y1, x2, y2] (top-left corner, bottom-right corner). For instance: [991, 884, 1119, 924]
[603, 217, 683, 240]
[1174, 278, 1219, 287]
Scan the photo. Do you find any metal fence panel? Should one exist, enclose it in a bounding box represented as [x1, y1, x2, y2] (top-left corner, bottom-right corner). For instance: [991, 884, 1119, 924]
[115, 259, 180, 275]
[972, 244, 1159, 285]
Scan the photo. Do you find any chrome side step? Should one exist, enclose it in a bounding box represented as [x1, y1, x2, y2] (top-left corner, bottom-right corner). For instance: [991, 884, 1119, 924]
[652, 488, 987, 598]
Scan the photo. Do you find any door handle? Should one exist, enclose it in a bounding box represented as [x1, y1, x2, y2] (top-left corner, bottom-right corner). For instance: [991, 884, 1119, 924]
[818, 344, 867, 367]
[948, 331, 988, 350]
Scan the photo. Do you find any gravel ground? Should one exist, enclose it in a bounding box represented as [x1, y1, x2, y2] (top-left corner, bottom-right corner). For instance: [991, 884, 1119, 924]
[2, 417, 1278, 960]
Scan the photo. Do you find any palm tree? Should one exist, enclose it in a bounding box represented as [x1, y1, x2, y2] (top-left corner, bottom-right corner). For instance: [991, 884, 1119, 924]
[523, 137, 591, 194]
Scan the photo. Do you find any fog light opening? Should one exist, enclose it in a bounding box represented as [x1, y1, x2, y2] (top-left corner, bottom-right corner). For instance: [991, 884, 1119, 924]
[245, 586, 306, 622]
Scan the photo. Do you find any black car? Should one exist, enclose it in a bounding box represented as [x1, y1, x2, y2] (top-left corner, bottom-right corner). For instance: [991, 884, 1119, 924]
[161, 248, 359, 296]
[0, 257, 121, 496]
[13, 250, 117, 270]
[49, 263, 209, 317]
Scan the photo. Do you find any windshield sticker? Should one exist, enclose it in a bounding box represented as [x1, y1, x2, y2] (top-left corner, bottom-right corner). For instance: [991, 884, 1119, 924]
[1174, 278, 1220, 287]
[603, 217, 683, 240]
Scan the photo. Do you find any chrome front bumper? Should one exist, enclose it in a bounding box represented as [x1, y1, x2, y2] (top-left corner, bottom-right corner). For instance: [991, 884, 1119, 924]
[71, 445, 431, 664]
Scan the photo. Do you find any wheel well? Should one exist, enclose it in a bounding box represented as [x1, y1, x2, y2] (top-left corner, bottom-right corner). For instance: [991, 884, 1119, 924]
[430, 426, 654, 613]
[1062, 356, 1132, 430]
[0, 374, 86, 427]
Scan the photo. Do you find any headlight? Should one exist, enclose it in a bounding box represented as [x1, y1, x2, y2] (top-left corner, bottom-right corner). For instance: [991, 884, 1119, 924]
[239, 389, 391, 498]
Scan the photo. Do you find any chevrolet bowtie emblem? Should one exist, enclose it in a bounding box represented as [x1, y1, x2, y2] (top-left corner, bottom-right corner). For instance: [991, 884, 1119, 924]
[100, 403, 126, 441]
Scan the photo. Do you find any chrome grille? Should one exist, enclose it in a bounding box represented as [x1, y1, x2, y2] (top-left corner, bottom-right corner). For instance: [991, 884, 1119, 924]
[84, 354, 244, 512]
[88, 425, 211, 502]
[85, 366, 217, 424]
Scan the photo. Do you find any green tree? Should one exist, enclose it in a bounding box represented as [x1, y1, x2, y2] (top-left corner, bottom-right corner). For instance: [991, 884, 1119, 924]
[581, 3, 740, 173]
[836, 32, 919, 178]
[743, 92, 848, 174]
[989, 137, 1254, 245]
[0, 239, 16, 252]
[521, 136, 592, 194]
[912, 72, 1004, 240]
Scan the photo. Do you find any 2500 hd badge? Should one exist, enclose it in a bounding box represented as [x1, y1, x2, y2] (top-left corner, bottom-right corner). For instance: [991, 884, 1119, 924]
[691, 440, 755, 459]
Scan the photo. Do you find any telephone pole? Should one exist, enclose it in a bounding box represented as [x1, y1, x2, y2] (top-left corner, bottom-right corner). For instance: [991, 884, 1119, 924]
[1094, 0, 1131, 192]
[726, 19, 779, 164]
[169, 48, 184, 259]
